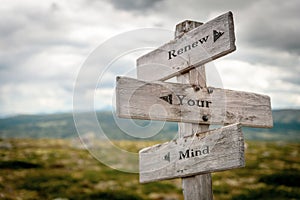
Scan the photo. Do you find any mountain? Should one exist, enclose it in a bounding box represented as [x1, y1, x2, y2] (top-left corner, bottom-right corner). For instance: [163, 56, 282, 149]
[243, 109, 300, 141]
[0, 110, 299, 141]
[0, 112, 177, 141]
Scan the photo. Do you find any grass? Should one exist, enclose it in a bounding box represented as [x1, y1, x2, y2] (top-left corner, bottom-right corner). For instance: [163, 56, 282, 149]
[0, 139, 299, 199]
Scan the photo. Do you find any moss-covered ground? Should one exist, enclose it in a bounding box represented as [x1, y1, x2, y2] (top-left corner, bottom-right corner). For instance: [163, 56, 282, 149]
[0, 139, 299, 199]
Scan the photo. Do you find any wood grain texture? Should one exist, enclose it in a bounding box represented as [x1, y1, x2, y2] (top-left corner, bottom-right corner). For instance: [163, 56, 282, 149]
[136, 11, 236, 81]
[139, 123, 245, 183]
[177, 67, 213, 200]
[116, 76, 273, 128]
[182, 174, 212, 200]
[175, 20, 213, 200]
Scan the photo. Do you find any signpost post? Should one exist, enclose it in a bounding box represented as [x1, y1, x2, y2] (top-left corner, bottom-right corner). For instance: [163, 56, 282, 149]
[176, 21, 215, 199]
[115, 12, 273, 200]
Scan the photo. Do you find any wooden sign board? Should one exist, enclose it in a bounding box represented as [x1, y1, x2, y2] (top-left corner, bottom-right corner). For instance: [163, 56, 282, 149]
[116, 76, 273, 128]
[137, 11, 236, 81]
[139, 123, 244, 183]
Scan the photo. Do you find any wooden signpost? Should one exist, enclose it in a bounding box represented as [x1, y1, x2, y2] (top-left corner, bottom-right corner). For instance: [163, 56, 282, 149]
[137, 11, 236, 81]
[139, 123, 244, 183]
[116, 76, 273, 128]
[115, 11, 273, 200]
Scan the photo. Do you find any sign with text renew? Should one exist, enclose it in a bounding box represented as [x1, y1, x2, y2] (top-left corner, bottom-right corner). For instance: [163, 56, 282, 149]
[139, 123, 244, 183]
[137, 11, 236, 81]
[116, 76, 273, 128]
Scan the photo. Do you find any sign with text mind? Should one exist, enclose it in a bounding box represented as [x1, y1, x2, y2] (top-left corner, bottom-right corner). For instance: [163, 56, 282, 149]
[137, 11, 236, 81]
[116, 76, 273, 128]
[139, 123, 244, 183]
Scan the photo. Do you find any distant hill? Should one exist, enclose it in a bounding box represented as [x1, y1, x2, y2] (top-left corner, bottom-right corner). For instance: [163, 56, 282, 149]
[0, 112, 177, 141]
[243, 109, 300, 141]
[0, 110, 299, 141]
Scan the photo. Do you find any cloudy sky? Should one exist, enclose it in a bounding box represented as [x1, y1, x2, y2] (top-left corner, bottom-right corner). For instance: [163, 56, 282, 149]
[0, 0, 299, 116]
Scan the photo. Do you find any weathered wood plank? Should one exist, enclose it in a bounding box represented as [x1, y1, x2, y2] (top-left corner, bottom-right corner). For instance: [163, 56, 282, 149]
[139, 123, 245, 183]
[116, 76, 273, 128]
[175, 21, 213, 200]
[137, 11, 236, 81]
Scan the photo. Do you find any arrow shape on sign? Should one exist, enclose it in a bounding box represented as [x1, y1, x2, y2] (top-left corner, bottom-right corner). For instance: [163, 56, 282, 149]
[163, 152, 170, 162]
[213, 30, 224, 42]
[160, 94, 172, 105]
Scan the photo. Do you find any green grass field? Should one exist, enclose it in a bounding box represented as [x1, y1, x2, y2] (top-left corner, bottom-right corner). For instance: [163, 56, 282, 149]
[0, 139, 299, 200]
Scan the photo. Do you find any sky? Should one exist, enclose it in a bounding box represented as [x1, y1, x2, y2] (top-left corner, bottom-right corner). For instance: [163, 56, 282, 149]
[0, 0, 299, 116]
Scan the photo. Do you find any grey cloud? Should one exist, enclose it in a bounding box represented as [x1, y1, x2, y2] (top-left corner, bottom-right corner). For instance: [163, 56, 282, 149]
[149, 0, 300, 56]
[1, 0, 300, 115]
[228, 45, 300, 94]
[147, 0, 255, 25]
[282, 75, 300, 87]
[0, 1, 89, 54]
[50, 2, 60, 12]
[0, 4, 80, 50]
[108, 0, 163, 12]
[238, 0, 300, 55]
[0, 1, 88, 86]
[230, 47, 299, 68]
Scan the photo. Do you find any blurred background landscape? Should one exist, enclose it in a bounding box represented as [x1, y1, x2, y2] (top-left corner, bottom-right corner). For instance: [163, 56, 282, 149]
[0, 110, 299, 199]
[0, 110, 300, 141]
